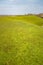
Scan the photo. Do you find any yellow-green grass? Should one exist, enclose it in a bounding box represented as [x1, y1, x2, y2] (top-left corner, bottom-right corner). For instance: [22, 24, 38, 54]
[0, 15, 43, 65]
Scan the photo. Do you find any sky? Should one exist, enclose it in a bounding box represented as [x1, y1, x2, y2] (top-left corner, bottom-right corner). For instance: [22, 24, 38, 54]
[0, 0, 43, 15]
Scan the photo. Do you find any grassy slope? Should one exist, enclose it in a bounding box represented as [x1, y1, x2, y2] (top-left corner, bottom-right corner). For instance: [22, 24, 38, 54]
[0, 15, 43, 65]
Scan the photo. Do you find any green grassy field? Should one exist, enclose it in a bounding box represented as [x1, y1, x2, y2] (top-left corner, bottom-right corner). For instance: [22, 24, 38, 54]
[0, 15, 43, 65]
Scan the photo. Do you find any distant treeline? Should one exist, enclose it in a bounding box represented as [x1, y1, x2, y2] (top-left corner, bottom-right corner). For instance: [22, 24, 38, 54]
[0, 13, 43, 18]
[27, 13, 43, 18]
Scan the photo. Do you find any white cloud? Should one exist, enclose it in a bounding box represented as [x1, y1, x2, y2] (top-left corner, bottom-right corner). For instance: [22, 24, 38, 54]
[0, 5, 28, 15]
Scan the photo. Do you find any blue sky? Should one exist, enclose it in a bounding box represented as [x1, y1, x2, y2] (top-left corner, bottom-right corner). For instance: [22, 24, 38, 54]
[0, 0, 43, 15]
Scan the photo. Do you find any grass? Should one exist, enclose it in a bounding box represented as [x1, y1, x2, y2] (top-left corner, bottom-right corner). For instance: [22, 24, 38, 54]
[0, 15, 43, 65]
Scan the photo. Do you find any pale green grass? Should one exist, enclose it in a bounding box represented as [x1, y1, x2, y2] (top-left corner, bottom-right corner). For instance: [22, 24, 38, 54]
[0, 15, 43, 65]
